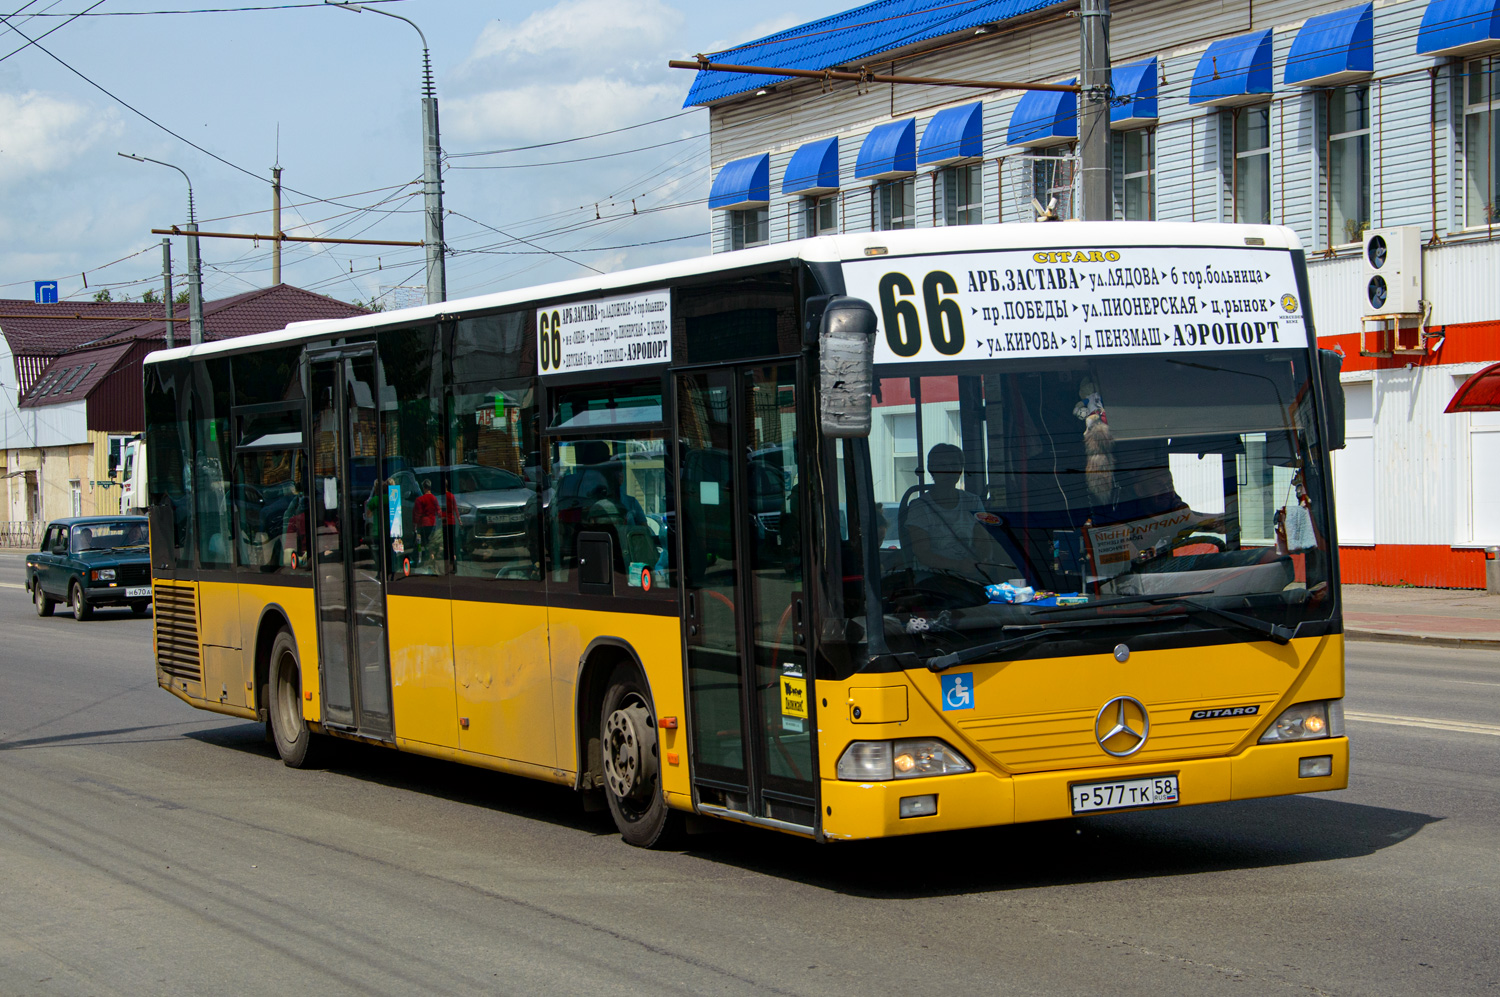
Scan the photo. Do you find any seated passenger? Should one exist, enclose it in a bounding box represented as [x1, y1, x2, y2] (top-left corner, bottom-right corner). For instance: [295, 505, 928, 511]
[906, 443, 1014, 586]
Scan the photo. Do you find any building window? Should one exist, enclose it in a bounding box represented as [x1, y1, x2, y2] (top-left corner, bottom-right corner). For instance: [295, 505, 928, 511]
[1233, 105, 1272, 225]
[69, 479, 82, 517]
[1030, 151, 1075, 219]
[1116, 129, 1155, 220]
[803, 195, 837, 237]
[729, 208, 768, 250]
[1464, 58, 1499, 227]
[875, 178, 915, 230]
[939, 164, 983, 225]
[1328, 85, 1371, 245]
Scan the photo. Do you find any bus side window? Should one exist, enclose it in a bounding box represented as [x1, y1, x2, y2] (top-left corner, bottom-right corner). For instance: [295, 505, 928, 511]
[549, 435, 674, 597]
[449, 381, 541, 582]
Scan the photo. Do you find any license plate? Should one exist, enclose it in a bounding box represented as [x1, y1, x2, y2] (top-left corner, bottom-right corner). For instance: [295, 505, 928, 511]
[1070, 774, 1179, 814]
[126, 586, 152, 598]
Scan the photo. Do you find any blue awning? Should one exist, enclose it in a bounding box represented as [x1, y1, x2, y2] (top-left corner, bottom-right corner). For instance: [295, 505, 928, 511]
[1006, 82, 1077, 147]
[854, 119, 916, 179]
[1110, 58, 1158, 128]
[709, 153, 770, 210]
[1190, 30, 1273, 105]
[1417, 0, 1500, 56]
[918, 102, 984, 165]
[1286, 4, 1374, 86]
[782, 137, 840, 195]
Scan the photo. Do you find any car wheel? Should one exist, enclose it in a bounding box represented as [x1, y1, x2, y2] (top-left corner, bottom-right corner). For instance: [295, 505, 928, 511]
[268, 629, 317, 768]
[70, 581, 92, 621]
[33, 579, 54, 617]
[600, 662, 682, 849]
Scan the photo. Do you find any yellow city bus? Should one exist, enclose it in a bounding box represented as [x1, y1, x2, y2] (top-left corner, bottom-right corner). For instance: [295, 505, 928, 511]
[144, 223, 1349, 847]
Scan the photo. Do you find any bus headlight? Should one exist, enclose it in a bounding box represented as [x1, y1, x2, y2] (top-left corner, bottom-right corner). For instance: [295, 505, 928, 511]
[837, 739, 973, 781]
[1259, 700, 1343, 743]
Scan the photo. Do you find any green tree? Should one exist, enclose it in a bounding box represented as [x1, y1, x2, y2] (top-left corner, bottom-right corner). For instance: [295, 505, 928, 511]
[141, 288, 160, 304]
[92, 289, 112, 303]
[174, 290, 189, 305]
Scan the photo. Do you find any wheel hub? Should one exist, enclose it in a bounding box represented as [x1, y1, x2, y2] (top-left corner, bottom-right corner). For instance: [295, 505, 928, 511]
[603, 704, 653, 801]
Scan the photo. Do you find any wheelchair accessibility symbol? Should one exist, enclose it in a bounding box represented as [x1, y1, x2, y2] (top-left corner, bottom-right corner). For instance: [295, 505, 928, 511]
[940, 672, 975, 711]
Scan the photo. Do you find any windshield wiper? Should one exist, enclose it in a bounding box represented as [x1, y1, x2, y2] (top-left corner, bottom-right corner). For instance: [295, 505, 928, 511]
[1037, 591, 1294, 645]
[925, 613, 1184, 672]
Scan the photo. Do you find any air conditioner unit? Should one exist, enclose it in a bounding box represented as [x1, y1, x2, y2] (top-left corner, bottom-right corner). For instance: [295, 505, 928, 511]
[1362, 226, 1422, 316]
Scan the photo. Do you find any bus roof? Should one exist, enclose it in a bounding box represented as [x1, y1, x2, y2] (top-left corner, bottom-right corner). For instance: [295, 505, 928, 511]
[144, 222, 1303, 366]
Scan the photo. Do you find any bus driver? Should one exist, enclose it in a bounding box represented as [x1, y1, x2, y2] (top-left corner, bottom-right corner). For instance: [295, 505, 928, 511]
[906, 443, 1015, 588]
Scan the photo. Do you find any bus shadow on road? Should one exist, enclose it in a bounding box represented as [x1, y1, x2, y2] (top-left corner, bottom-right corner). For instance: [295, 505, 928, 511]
[686, 795, 1442, 898]
[186, 722, 1440, 897]
[185, 721, 621, 837]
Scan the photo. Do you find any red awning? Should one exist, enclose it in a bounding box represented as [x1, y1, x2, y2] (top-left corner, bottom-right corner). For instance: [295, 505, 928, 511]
[1446, 362, 1500, 413]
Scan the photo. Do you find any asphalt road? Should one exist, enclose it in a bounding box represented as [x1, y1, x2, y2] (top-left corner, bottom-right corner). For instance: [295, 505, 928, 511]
[1, 548, 1496, 996]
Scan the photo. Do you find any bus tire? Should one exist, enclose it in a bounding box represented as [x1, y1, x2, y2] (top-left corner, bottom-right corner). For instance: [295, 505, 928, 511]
[268, 629, 316, 768]
[34, 579, 54, 617]
[600, 663, 681, 849]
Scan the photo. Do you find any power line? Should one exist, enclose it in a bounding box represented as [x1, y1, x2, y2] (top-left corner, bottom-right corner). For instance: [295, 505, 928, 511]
[18, 0, 411, 13]
[0, 0, 102, 65]
[447, 109, 700, 159]
[447, 132, 709, 171]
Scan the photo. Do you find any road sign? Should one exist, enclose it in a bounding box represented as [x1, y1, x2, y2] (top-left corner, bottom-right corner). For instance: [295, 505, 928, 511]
[34, 281, 58, 304]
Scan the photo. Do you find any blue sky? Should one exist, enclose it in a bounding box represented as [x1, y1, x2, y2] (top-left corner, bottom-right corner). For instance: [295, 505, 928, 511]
[0, 0, 850, 307]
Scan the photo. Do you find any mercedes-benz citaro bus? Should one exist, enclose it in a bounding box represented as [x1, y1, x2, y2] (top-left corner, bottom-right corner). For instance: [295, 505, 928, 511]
[143, 222, 1348, 848]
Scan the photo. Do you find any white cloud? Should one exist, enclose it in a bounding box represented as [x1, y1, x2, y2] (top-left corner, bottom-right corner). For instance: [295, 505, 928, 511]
[0, 91, 117, 185]
[446, 78, 683, 144]
[468, 0, 680, 63]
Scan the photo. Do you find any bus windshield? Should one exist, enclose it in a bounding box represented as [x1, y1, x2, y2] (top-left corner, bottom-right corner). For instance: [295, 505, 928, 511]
[840, 348, 1335, 664]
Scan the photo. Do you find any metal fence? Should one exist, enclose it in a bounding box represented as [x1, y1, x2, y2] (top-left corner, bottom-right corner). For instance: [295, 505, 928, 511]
[0, 521, 42, 549]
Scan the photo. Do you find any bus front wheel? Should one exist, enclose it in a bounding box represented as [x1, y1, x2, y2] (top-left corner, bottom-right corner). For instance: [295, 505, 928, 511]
[268, 629, 316, 768]
[600, 664, 680, 848]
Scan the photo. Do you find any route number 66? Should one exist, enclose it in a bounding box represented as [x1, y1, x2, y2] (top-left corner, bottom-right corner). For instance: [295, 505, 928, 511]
[537, 309, 562, 371]
[878, 270, 965, 357]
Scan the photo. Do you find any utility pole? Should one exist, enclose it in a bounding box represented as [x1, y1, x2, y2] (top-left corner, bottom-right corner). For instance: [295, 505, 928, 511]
[1078, 0, 1113, 221]
[271, 166, 283, 286]
[421, 58, 447, 304]
[326, 1, 446, 303]
[161, 238, 175, 350]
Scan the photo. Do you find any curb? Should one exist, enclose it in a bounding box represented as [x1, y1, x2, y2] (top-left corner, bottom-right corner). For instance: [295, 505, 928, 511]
[1346, 627, 1500, 649]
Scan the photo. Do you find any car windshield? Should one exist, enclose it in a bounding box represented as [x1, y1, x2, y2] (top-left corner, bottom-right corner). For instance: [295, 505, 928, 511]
[832, 349, 1335, 664]
[70, 521, 148, 552]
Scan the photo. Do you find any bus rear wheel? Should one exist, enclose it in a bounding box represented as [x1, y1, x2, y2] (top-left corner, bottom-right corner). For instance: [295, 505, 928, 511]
[268, 629, 316, 768]
[600, 664, 680, 848]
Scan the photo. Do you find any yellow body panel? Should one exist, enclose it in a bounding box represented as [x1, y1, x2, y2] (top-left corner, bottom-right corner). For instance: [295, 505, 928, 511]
[387, 594, 459, 748]
[452, 599, 551, 765]
[544, 607, 690, 802]
[196, 580, 242, 649]
[818, 634, 1347, 840]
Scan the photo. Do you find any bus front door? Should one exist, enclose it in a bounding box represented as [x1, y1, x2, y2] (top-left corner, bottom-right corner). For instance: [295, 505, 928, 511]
[309, 353, 393, 739]
[678, 363, 817, 830]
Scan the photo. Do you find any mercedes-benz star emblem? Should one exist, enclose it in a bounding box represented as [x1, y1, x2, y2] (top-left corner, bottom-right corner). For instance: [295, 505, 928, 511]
[1095, 696, 1150, 757]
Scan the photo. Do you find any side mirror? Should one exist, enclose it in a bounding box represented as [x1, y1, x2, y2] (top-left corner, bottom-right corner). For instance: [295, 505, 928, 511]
[818, 297, 877, 438]
[1319, 349, 1346, 451]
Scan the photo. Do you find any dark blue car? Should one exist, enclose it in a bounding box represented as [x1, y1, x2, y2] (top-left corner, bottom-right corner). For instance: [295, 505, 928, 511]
[25, 516, 152, 621]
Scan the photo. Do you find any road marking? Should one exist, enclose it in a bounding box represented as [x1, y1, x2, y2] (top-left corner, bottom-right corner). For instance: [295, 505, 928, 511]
[1, 582, 25, 590]
[1346, 711, 1500, 737]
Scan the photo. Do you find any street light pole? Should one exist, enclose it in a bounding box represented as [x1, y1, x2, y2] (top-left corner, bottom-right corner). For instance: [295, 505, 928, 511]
[327, 1, 447, 304]
[120, 152, 205, 344]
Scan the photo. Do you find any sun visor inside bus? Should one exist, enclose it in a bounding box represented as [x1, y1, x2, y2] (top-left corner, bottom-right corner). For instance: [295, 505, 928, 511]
[236, 405, 304, 448]
[1090, 357, 1302, 444]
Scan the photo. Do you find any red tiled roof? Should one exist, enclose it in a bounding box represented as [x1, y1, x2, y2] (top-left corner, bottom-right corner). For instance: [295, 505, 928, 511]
[84, 284, 369, 350]
[6, 284, 368, 407]
[18, 341, 135, 409]
[0, 300, 163, 356]
[1, 284, 366, 357]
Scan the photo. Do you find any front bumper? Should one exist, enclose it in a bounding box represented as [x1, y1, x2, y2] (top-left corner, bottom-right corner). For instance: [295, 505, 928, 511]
[83, 583, 152, 607]
[820, 737, 1349, 840]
